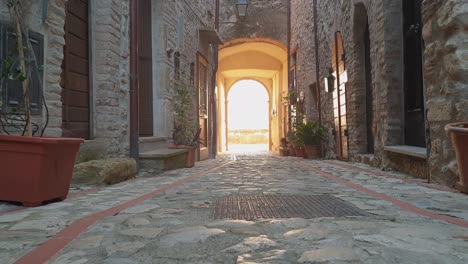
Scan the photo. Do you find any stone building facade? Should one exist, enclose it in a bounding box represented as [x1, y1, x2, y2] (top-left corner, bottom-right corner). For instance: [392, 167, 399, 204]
[0, 0, 220, 162]
[149, 0, 219, 160]
[290, 0, 468, 187]
[0, 0, 130, 159]
[219, 0, 288, 45]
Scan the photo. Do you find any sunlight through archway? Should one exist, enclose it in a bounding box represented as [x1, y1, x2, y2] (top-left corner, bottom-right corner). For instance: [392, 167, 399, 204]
[227, 80, 269, 153]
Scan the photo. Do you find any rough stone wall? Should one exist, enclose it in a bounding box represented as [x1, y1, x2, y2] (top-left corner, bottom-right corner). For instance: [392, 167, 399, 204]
[292, 0, 419, 172]
[0, 0, 67, 137]
[291, 0, 468, 186]
[422, 0, 468, 186]
[290, 0, 317, 120]
[90, 0, 130, 157]
[152, 0, 216, 137]
[312, 0, 403, 162]
[219, 0, 288, 46]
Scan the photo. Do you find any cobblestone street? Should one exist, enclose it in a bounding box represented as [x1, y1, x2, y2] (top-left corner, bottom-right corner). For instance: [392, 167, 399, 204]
[1, 154, 468, 264]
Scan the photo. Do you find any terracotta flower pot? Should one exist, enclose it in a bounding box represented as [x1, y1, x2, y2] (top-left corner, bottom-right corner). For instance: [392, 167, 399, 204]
[445, 122, 468, 193]
[185, 147, 196, 168]
[0, 135, 83, 207]
[294, 146, 305, 158]
[289, 145, 296, 156]
[304, 145, 321, 159]
[168, 144, 196, 168]
[279, 149, 289, 156]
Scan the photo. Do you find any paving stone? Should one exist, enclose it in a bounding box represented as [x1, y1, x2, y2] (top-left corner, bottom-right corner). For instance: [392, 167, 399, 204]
[231, 225, 264, 235]
[123, 217, 151, 227]
[264, 218, 310, 230]
[206, 220, 256, 229]
[70, 235, 104, 249]
[119, 228, 163, 238]
[121, 204, 160, 214]
[50, 251, 87, 264]
[0, 211, 33, 223]
[10, 217, 65, 231]
[159, 226, 225, 247]
[283, 227, 328, 241]
[237, 249, 288, 264]
[298, 247, 359, 263]
[103, 258, 139, 264]
[223, 235, 278, 253]
[105, 242, 146, 256]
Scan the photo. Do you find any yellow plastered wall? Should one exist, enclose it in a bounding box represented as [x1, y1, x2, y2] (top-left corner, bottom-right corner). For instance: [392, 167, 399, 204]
[217, 40, 288, 153]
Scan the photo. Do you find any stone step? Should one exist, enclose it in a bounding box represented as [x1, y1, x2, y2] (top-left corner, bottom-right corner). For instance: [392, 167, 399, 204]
[139, 137, 169, 152]
[139, 148, 188, 173]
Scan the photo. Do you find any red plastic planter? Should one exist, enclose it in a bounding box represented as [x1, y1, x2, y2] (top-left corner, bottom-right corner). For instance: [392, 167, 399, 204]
[0, 135, 83, 207]
[445, 122, 468, 194]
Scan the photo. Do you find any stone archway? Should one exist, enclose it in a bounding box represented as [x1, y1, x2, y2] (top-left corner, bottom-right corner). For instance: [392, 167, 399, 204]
[217, 39, 288, 153]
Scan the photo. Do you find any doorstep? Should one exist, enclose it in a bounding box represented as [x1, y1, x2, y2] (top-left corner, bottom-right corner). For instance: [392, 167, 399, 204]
[384, 145, 427, 159]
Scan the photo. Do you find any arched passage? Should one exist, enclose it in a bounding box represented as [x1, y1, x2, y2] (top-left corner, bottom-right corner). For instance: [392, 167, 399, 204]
[217, 39, 288, 153]
[227, 80, 270, 152]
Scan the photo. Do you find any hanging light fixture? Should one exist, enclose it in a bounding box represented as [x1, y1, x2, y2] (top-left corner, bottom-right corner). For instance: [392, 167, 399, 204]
[236, 0, 249, 18]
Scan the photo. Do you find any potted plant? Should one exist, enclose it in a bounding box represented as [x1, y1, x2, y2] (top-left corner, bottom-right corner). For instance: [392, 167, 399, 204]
[279, 137, 289, 156]
[445, 122, 468, 193]
[279, 146, 289, 156]
[299, 121, 325, 159]
[0, 1, 83, 207]
[293, 123, 305, 158]
[283, 90, 297, 106]
[287, 131, 296, 156]
[165, 81, 199, 168]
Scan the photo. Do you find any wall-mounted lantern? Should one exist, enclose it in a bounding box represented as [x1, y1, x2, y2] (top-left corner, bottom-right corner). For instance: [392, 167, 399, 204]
[236, 0, 249, 18]
[299, 90, 305, 103]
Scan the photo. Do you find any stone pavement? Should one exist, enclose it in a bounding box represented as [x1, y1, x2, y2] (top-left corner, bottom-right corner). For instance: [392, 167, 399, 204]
[1, 154, 468, 263]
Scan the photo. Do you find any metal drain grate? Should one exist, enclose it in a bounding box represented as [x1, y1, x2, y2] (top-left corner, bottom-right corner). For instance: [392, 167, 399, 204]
[212, 194, 368, 220]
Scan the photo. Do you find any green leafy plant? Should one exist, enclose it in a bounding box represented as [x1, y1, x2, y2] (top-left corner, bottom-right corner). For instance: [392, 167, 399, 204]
[164, 81, 200, 147]
[298, 121, 325, 146]
[292, 123, 305, 147]
[282, 90, 297, 105]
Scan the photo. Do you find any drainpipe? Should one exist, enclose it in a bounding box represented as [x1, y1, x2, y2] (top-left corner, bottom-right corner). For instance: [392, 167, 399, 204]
[130, 0, 140, 169]
[210, 0, 220, 159]
[287, 0, 292, 131]
[313, 0, 322, 125]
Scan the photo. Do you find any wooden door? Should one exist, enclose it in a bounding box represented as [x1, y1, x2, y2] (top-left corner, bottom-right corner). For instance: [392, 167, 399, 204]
[403, 0, 425, 147]
[138, 0, 154, 136]
[197, 54, 209, 161]
[62, 0, 90, 139]
[332, 32, 349, 160]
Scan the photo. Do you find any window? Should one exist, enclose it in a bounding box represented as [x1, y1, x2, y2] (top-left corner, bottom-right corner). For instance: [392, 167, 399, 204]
[0, 22, 43, 114]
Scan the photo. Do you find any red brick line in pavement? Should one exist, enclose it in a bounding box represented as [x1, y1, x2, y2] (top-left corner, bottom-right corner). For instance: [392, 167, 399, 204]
[300, 161, 468, 228]
[322, 160, 459, 193]
[15, 161, 235, 264]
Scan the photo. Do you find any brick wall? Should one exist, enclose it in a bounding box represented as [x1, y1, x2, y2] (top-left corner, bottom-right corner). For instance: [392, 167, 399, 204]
[91, 0, 131, 157]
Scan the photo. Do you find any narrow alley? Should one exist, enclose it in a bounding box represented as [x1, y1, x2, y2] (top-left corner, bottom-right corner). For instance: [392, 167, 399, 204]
[2, 154, 468, 263]
[1, 0, 468, 263]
